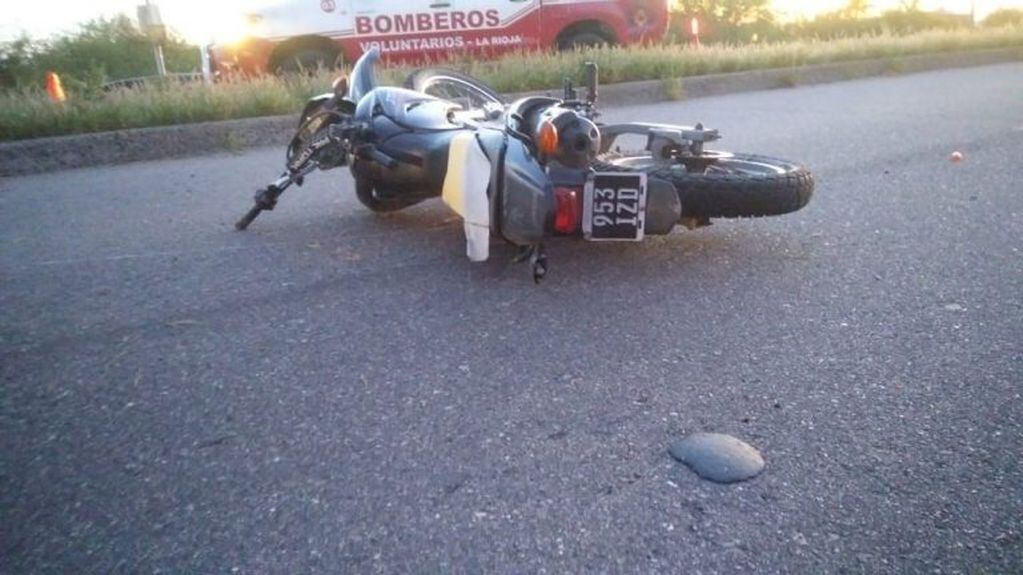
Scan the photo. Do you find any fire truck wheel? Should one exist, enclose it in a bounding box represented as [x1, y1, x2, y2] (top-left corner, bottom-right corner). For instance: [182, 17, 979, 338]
[275, 48, 339, 75]
[560, 31, 611, 50]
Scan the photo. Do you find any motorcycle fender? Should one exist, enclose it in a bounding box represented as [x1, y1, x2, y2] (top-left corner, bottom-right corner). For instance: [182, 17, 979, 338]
[644, 176, 682, 235]
[501, 138, 555, 246]
[442, 132, 492, 262]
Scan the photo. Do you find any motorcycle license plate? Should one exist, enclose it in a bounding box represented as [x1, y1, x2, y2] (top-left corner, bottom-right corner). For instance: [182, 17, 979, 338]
[583, 172, 647, 241]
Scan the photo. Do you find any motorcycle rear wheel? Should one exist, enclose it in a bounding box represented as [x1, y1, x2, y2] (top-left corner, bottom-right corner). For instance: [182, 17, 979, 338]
[592, 152, 814, 219]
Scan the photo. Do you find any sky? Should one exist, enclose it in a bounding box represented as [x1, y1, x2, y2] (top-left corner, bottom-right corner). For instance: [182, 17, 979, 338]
[1, 0, 1021, 44]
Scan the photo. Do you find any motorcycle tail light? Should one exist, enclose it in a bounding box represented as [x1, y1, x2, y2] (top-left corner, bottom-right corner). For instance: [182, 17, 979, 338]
[554, 187, 581, 234]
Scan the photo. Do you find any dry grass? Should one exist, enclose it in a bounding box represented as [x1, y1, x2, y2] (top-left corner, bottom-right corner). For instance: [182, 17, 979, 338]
[2, 26, 1020, 142]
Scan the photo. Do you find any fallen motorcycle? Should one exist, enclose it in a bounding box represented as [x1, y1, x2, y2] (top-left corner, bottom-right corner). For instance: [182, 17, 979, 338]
[237, 48, 814, 281]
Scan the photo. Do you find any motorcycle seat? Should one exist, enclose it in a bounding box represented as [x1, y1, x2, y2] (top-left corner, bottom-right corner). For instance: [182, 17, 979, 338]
[356, 87, 464, 131]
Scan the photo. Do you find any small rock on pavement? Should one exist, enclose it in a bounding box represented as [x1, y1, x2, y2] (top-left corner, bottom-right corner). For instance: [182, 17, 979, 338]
[669, 433, 765, 484]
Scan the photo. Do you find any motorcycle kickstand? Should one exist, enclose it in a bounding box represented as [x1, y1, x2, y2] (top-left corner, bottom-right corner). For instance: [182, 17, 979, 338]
[513, 243, 549, 284]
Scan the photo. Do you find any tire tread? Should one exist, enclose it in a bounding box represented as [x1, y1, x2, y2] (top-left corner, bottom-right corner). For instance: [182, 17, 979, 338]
[592, 153, 814, 219]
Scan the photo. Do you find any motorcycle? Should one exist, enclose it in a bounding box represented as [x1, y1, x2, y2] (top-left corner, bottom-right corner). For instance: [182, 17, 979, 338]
[236, 48, 814, 282]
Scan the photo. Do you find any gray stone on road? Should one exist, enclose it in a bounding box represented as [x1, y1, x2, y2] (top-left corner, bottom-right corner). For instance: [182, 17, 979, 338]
[669, 433, 765, 483]
[1, 63, 1022, 573]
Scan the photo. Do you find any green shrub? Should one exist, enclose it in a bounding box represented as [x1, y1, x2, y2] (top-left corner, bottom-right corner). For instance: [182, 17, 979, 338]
[983, 9, 1023, 28]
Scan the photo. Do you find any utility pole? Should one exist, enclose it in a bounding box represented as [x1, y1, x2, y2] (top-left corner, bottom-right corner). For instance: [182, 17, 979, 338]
[138, 1, 168, 77]
[200, 45, 212, 85]
[153, 44, 167, 77]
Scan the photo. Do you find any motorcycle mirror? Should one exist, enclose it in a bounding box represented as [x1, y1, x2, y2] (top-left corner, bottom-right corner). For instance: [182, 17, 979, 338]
[332, 75, 349, 99]
[336, 99, 357, 115]
[584, 62, 599, 105]
[563, 78, 576, 101]
[331, 75, 357, 114]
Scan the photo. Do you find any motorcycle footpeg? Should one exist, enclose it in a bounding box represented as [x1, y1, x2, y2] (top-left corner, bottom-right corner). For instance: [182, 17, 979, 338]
[513, 244, 549, 283]
[531, 253, 548, 284]
[512, 245, 533, 264]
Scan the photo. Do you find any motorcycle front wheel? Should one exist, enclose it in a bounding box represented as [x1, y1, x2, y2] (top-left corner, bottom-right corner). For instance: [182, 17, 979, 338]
[403, 68, 505, 112]
[592, 152, 814, 219]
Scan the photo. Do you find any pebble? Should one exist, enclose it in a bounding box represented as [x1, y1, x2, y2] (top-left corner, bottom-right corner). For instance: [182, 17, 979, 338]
[669, 432, 765, 484]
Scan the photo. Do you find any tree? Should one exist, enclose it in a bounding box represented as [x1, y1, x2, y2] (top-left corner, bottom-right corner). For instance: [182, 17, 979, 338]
[0, 15, 198, 90]
[814, 0, 872, 24]
[671, 0, 775, 42]
[982, 8, 1023, 27]
[0, 36, 37, 88]
[674, 0, 774, 25]
[840, 0, 871, 20]
[41, 16, 197, 82]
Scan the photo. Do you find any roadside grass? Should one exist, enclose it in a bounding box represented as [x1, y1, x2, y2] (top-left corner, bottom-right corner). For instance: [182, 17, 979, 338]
[455, 25, 1023, 92]
[2, 26, 1020, 142]
[0, 75, 326, 141]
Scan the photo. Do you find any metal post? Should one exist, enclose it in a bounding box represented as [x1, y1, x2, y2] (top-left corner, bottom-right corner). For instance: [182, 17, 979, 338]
[153, 43, 167, 77]
[139, 1, 167, 77]
[200, 45, 212, 85]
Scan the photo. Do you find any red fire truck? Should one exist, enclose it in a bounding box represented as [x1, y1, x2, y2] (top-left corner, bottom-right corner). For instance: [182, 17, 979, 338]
[210, 0, 670, 75]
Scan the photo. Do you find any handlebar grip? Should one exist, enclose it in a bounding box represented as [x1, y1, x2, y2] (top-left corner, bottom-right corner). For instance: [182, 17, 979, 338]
[235, 205, 263, 231]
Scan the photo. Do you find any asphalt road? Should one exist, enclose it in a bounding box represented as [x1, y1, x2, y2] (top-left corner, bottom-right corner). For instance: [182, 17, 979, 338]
[2, 64, 1021, 574]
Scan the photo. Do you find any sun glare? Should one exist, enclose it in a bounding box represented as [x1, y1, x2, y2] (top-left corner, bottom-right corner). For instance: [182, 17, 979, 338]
[203, 13, 253, 46]
[1, 0, 1020, 44]
[771, 0, 1016, 21]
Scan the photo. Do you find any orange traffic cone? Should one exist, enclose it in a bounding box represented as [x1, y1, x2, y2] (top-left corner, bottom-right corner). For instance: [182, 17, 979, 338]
[45, 71, 67, 103]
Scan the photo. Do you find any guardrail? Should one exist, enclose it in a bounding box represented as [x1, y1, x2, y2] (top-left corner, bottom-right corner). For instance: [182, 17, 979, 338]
[102, 73, 207, 91]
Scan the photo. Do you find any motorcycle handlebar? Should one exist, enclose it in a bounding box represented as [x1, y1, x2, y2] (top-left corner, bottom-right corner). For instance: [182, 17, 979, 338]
[235, 205, 263, 231]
